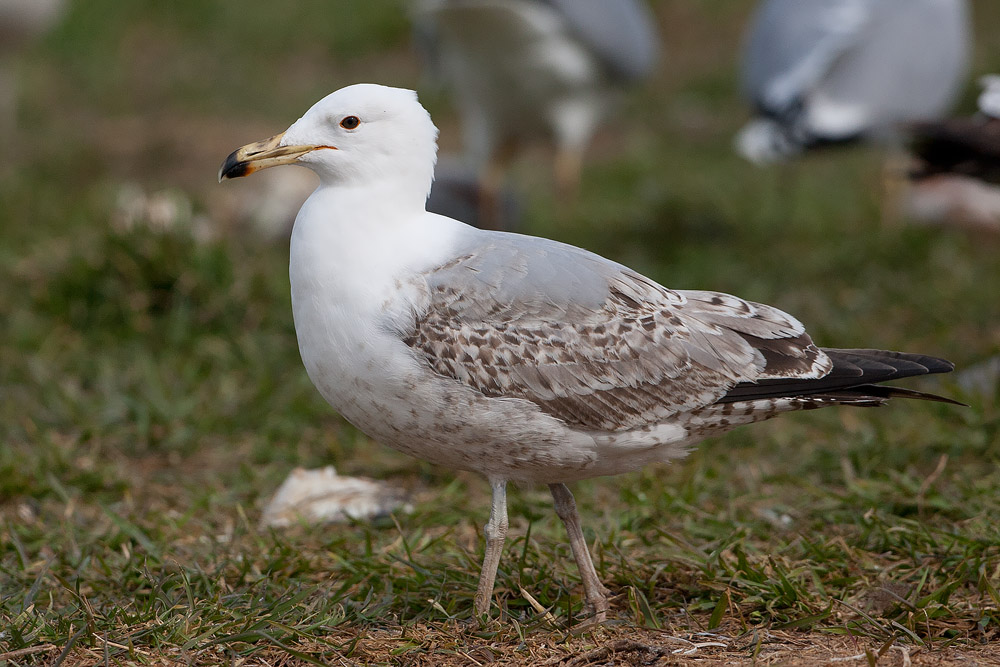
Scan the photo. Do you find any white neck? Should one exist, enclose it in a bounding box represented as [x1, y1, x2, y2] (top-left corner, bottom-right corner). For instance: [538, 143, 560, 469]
[309, 154, 436, 209]
[288, 181, 466, 316]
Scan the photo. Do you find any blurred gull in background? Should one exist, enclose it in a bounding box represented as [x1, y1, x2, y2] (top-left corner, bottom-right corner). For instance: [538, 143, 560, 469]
[901, 75, 1000, 232]
[736, 0, 970, 164]
[413, 0, 661, 226]
[909, 76, 1000, 186]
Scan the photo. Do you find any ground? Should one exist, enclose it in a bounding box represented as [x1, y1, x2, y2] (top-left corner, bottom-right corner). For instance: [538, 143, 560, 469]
[1, 1, 999, 665]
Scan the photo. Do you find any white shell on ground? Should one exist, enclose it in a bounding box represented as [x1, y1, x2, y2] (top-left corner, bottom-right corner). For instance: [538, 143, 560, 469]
[260, 466, 412, 528]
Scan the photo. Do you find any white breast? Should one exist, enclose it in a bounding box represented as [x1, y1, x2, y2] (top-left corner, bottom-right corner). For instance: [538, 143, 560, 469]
[289, 187, 462, 409]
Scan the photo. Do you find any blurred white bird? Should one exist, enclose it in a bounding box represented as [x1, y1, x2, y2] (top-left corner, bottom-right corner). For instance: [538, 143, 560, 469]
[413, 0, 661, 226]
[736, 0, 970, 164]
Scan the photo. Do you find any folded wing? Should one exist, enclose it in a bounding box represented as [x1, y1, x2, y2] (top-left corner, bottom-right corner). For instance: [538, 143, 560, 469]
[404, 233, 838, 432]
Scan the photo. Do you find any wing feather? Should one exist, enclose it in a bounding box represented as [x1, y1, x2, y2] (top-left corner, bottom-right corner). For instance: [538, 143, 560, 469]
[402, 234, 830, 431]
[741, 0, 871, 115]
[543, 0, 661, 82]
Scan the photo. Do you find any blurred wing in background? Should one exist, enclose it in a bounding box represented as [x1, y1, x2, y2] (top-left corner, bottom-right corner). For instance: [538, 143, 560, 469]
[736, 0, 971, 164]
[741, 0, 872, 117]
[542, 0, 660, 82]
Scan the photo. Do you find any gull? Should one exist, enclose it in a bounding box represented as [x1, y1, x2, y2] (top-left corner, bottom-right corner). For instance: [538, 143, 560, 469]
[900, 76, 1000, 231]
[736, 0, 970, 164]
[412, 0, 661, 224]
[908, 76, 1000, 187]
[220, 83, 959, 622]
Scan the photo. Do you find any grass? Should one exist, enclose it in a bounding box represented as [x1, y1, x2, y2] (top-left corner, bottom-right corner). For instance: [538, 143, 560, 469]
[2, 1, 1000, 664]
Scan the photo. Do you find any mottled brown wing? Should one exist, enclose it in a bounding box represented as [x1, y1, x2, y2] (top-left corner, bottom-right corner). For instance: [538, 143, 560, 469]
[402, 235, 831, 432]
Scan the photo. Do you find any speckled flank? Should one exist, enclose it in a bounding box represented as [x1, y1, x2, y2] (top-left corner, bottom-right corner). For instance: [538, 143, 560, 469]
[404, 254, 831, 434]
[682, 395, 871, 440]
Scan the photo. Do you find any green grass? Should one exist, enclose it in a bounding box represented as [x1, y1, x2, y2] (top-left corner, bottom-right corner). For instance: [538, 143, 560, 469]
[2, 1, 1000, 664]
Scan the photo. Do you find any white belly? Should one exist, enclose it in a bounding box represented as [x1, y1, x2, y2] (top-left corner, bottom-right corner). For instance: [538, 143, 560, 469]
[291, 287, 611, 480]
[286, 192, 694, 483]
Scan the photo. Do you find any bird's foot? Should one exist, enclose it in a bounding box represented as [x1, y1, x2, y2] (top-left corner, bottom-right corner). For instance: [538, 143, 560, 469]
[472, 593, 509, 627]
[473, 594, 491, 618]
[580, 591, 610, 625]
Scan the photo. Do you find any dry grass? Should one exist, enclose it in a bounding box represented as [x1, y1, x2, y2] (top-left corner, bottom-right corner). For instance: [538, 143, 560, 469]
[8, 621, 1000, 666]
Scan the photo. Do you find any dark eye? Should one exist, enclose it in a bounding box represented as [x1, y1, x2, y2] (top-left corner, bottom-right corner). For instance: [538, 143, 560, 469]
[340, 115, 360, 130]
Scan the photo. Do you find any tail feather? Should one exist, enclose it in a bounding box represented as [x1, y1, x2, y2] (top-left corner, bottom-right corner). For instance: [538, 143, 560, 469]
[719, 349, 961, 406]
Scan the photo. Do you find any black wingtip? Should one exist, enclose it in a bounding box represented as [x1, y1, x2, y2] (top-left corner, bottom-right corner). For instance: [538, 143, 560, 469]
[825, 349, 956, 377]
[720, 349, 962, 405]
[868, 385, 968, 407]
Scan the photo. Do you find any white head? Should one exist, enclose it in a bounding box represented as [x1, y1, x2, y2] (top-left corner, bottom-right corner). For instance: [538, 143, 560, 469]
[219, 84, 439, 206]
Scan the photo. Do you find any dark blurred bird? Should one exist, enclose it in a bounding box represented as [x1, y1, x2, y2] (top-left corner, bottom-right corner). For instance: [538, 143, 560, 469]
[413, 0, 661, 226]
[736, 0, 970, 164]
[909, 76, 1000, 186]
[900, 76, 1000, 231]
